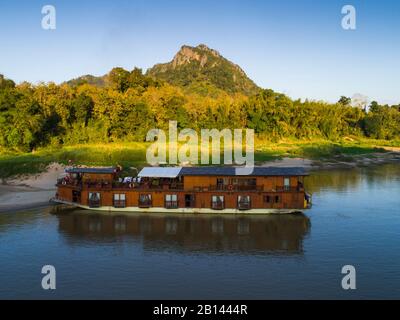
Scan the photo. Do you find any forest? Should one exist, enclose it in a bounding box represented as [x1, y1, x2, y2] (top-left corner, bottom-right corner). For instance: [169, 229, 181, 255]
[1, 68, 400, 153]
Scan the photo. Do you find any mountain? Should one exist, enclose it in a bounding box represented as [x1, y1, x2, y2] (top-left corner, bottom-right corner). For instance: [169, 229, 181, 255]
[146, 44, 260, 96]
[66, 74, 108, 87]
[65, 44, 261, 96]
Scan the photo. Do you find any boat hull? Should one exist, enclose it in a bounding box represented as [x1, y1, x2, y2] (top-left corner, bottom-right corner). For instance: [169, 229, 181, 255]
[51, 198, 305, 215]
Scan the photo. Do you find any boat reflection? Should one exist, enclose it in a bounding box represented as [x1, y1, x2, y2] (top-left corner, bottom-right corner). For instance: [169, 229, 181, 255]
[56, 210, 311, 255]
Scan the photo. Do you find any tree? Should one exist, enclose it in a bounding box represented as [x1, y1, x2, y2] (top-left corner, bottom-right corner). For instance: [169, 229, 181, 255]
[108, 67, 131, 92]
[0, 74, 15, 90]
[338, 96, 351, 106]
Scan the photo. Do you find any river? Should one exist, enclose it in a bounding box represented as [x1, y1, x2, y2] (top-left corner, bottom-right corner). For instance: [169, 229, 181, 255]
[0, 164, 399, 299]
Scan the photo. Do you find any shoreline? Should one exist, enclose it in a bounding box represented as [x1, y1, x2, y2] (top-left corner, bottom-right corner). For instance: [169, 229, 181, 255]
[310, 150, 400, 170]
[0, 185, 56, 213]
[0, 163, 63, 212]
[259, 150, 400, 170]
[1, 152, 400, 212]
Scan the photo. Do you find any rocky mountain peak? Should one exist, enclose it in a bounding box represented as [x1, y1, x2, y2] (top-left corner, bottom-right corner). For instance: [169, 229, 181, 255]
[172, 44, 221, 68]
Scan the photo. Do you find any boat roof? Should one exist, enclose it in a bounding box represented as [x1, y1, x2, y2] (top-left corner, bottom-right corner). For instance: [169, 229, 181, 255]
[137, 166, 308, 178]
[66, 167, 116, 174]
[137, 167, 182, 178]
[179, 166, 308, 176]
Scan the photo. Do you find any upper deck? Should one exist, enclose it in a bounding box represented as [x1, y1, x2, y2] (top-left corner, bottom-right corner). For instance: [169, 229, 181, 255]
[57, 166, 308, 193]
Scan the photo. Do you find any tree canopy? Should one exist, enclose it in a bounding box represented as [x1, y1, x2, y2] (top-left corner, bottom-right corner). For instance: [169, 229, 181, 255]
[0, 71, 399, 152]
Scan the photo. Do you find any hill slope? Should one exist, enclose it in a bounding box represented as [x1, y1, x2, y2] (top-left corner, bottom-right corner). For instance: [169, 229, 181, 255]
[65, 74, 108, 87]
[146, 44, 260, 96]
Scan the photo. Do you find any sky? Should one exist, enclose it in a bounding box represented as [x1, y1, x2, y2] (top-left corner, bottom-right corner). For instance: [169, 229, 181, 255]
[0, 0, 399, 104]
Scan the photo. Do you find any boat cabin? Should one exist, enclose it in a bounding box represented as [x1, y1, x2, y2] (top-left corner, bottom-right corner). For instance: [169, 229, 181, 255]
[54, 166, 311, 214]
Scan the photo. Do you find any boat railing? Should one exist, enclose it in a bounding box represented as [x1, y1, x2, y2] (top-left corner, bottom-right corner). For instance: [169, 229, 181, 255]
[144, 183, 184, 190]
[113, 200, 126, 208]
[199, 185, 263, 192]
[237, 201, 251, 210]
[275, 186, 304, 192]
[138, 199, 152, 208]
[88, 199, 101, 208]
[85, 181, 112, 190]
[56, 179, 82, 188]
[211, 201, 225, 210]
[165, 200, 179, 209]
[111, 182, 184, 191]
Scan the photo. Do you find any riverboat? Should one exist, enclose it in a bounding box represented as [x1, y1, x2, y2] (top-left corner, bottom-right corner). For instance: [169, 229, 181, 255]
[53, 166, 312, 214]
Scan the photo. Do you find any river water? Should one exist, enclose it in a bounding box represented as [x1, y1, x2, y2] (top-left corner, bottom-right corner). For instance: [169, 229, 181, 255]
[0, 164, 399, 299]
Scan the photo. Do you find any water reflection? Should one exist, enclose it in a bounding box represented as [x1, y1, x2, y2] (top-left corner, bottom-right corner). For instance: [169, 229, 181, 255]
[305, 163, 400, 193]
[56, 211, 311, 255]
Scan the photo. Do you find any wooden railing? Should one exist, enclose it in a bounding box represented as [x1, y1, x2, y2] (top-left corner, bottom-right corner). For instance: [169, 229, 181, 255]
[138, 199, 152, 208]
[111, 182, 184, 191]
[88, 199, 101, 208]
[211, 201, 225, 210]
[86, 182, 112, 190]
[56, 180, 82, 189]
[205, 185, 263, 192]
[237, 201, 251, 210]
[275, 186, 304, 192]
[165, 200, 179, 209]
[113, 200, 126, 208]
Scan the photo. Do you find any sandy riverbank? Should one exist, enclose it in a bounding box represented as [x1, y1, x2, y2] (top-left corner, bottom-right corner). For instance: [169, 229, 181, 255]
[0, 163, 64, 212]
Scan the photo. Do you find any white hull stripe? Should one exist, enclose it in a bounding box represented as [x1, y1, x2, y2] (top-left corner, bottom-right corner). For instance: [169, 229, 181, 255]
[51, 199, 305, 215]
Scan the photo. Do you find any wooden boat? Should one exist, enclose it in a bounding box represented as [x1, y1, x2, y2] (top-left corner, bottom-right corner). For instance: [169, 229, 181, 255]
[52, 166, 312, 214]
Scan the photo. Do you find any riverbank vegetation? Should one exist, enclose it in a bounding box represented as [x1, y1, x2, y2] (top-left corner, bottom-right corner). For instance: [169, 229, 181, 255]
[1, 137, 398, 178]
[1, 70, 400, 153]
[1, 65, 400, 178]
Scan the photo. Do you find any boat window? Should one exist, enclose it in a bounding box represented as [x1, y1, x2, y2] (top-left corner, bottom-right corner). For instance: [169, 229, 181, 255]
[284, 177, 290, 190]
[238, 195, 250, 203]
[89, 192, 100, 200]
[140, 194, 151, 202]
[165, 194, 177, 201]
[212, 195, 224, 203]
[113, 193, 126, 208]
[211, 195, 224, 210]
[238, 195, 251, 209]
[113, 194, 126, 201]
[165, 194, 178, 209]
[88, 192, 101, 208]
[264, 195, 271, 203]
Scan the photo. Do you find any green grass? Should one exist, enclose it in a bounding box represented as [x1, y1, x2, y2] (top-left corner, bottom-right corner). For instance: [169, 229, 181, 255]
[0, 137, 399, 179]
[254, 137, 394, 161]
[0, 143, 148, 178]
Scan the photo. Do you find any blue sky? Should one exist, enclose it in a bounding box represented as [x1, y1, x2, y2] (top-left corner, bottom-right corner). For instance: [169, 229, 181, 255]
[0, 0, 399, 104]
